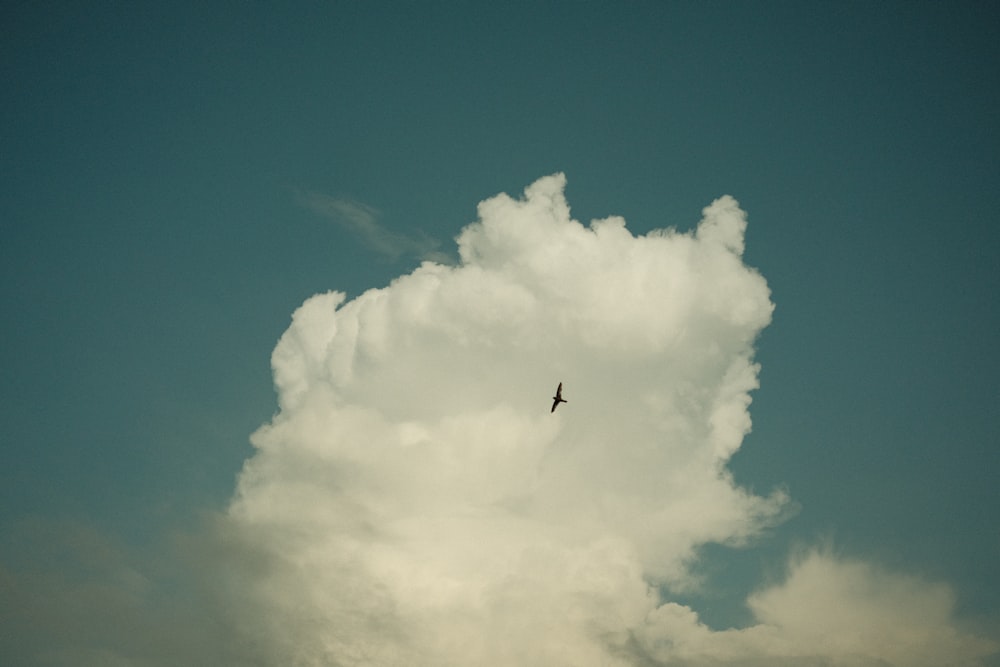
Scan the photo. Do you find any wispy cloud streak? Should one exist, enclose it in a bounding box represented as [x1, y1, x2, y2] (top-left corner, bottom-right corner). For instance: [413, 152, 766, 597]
[296, 190, 446, 262]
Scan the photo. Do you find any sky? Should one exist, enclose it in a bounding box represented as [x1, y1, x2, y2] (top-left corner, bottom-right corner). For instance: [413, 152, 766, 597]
[1, 2, 998, 665]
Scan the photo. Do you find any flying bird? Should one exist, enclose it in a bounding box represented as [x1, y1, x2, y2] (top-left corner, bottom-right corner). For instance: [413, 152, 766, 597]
[551, 382, 567, 413]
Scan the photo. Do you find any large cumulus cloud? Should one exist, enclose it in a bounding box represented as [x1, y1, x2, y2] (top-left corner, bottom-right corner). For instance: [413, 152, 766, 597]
[218, 175, 997, 666]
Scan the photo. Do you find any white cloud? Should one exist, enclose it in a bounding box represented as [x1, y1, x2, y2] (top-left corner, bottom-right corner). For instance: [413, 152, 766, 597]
[218, 175, 997, 666]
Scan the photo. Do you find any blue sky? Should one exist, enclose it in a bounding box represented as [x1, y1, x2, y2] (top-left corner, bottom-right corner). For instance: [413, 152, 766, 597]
[2, 2, 998, 665]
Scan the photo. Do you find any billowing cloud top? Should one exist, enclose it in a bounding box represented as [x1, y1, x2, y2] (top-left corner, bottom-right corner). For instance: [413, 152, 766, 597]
[222, 175, 996, 666]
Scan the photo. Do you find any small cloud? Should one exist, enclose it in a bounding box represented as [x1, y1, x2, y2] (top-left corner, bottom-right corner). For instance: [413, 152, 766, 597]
[635, 549, 999, 666]
[295, 189, 447, 263]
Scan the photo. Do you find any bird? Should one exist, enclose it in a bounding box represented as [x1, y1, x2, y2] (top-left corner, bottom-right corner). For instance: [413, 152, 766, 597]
[551, 382, 567, 413]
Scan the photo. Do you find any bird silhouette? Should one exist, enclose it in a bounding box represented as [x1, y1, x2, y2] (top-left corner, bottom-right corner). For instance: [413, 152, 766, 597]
[551, 382, 567, 413]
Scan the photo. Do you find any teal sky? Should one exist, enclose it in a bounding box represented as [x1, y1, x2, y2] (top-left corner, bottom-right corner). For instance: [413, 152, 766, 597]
[3, 1, 999, 661]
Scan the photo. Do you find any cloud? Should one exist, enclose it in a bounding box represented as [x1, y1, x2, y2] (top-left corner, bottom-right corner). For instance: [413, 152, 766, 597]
[215, 174, 997, 666]
[296, 190, 447, 263]
[0, 516, 260, 667]
[634, 549, 998, 666]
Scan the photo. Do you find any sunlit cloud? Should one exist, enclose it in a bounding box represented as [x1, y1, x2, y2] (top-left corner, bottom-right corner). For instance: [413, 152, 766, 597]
[206, 175, 995, 665]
